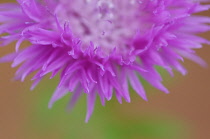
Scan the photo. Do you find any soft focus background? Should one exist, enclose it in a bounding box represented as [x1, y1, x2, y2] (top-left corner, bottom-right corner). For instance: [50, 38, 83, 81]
[0, 0, 210, 139]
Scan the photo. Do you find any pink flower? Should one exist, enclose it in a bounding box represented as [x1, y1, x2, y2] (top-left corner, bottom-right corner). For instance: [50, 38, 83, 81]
[0, 0, 209, 122]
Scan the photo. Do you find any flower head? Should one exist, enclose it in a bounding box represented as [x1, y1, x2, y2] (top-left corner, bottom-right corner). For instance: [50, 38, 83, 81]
[0, 0, 209, 122]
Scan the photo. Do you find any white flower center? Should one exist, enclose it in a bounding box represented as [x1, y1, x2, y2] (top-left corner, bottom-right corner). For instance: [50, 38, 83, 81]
[57, 0, 142, 52]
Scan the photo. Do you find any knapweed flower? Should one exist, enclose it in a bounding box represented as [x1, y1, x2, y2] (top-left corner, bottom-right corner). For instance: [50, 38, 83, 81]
[0, 0, 209, 122]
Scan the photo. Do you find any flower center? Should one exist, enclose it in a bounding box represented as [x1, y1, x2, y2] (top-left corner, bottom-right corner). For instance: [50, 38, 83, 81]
[57, 0, 142, 52]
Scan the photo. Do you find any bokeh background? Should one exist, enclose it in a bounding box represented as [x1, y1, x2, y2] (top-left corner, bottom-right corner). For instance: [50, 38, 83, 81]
[0, 0, 210, 139]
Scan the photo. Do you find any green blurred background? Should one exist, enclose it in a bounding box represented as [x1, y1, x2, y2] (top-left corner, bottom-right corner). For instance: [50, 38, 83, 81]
[0, 0, 210, 139]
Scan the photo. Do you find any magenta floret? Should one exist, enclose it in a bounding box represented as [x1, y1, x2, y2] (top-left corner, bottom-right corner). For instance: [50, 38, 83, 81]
[0, 0, 209, 122]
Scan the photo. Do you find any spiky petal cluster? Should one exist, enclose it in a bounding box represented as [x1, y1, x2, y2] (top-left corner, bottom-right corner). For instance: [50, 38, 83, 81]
[0, 0, 209, 122]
